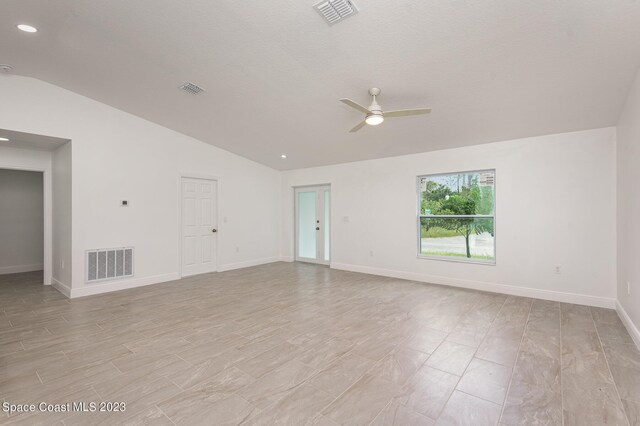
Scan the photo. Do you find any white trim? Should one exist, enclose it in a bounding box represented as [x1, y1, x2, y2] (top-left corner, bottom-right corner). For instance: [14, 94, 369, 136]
[0, 264, 44, 275]
[56, 257, 282, 298]
[330, 262, 615, 309]
[294, 184, 331, 265]
[616, 301, 640, 350]
[417, 254, 496, 265]
[43, 168, 52, 285]
[279, 256, 294, 263]
[217, 257, 280, 272]
[178, 172, 221, 181]
[416, 169, 496, 266]
[0, 164, 52, 285]
[51, 277, 71, 298]
[70, 272, 180, 298]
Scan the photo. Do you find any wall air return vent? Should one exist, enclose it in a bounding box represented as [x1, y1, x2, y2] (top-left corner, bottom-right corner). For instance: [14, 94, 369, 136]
[179, 82, 206, 95]
[86, 247, 134, 283]
[314, 0, 359, 25]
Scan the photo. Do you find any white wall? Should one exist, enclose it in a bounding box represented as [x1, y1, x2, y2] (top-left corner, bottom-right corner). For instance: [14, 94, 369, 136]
[282, 127, 617, 307]
[617, 68, 640, 345]
[0, 169, 44, 274]
[52, 141, 72, 292]
[0, 76, 281, 297]
[0, 75, 621, 309]
[0, 146, 52, 283]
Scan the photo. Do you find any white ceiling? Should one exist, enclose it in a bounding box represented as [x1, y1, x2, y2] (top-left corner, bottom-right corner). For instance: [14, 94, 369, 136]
[0, 128, 69, 151]
[1, 1, 640, 170]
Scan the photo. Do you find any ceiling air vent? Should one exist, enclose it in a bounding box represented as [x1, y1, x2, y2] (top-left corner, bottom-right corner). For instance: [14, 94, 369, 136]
[179, 82, 206, 95]
[314, 0, 359, 25]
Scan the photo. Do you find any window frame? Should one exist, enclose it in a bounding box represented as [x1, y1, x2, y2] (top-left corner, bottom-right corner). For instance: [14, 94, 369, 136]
[416, 169, 496, 265]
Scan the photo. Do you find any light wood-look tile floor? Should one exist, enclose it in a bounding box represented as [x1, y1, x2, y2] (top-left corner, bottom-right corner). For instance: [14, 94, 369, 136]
[1, 263, 639, 425]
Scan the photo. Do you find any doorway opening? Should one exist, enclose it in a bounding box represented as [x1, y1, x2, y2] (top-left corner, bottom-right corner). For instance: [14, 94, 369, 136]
[0, 169, 44, 279]
[294, 185, 330, 265]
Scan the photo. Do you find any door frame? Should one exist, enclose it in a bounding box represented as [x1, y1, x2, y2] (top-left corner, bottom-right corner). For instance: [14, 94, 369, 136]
[178, 173, 220, 278]
[0, 164, 51, 285]
[293, 184, 331, 265]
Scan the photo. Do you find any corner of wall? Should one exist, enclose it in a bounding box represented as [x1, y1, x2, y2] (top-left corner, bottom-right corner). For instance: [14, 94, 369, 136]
[613, 65, 640, 349]
[616, 301, 640, 349]
[51, 277, 72, 298]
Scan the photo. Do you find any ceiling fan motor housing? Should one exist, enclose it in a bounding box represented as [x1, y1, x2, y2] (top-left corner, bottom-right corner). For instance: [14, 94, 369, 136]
[368, 88, 383, 113]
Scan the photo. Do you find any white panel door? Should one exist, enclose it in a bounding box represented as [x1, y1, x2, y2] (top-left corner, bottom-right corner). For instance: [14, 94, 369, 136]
[295, 185, 330, 265]
[182, 177, 217, 276]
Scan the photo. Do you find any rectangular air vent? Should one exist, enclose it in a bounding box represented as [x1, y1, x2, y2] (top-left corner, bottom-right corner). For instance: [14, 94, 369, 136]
[314, 0, 358, 25]
[86, 247, 134, 283]
[179, 82, 206, 95]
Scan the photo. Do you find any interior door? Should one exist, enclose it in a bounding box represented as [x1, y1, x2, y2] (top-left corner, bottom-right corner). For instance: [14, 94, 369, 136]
[181, 177, 217, 276]
[295, 185, 330, 265]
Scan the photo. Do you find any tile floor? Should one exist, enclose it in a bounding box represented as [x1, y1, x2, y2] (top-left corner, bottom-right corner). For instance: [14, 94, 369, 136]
[0, 263, 639, 425]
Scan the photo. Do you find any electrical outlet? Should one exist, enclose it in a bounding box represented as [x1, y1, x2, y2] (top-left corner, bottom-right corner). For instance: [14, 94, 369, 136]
[628, 281, 631, 295]
[369, 250, 374, 257]
[554, 265, 561, 274]
[235, 246, 240, 253]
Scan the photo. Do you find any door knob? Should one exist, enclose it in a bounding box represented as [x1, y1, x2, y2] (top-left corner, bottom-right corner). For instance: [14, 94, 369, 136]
[316, 227, 320, 230]
[212, 229, 217, 233]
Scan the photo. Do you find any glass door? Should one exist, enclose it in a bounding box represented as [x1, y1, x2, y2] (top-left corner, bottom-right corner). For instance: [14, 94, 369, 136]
[295, 185, 330, 264]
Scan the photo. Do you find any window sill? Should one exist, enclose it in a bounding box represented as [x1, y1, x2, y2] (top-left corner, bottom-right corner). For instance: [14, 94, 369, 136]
[417, 254, 496, 265]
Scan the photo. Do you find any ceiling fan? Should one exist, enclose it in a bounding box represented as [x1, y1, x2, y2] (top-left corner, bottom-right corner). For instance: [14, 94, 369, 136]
[340, 88, 432, 133]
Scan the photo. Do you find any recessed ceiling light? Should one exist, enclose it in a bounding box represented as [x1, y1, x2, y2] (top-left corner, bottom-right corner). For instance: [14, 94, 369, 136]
[280, 154, 287, 159]
[17, 24, 38, 33]
[0, 137, 9, 142]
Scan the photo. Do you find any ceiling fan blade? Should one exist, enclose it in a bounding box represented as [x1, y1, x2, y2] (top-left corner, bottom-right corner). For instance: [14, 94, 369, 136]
[349, 120, 367, 133]
[384, 108, 432, 118]
[340, 98, 372, 114]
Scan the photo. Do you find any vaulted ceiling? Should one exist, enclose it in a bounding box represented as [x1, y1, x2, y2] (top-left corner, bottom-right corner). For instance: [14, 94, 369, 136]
[2, 0, 640, 170]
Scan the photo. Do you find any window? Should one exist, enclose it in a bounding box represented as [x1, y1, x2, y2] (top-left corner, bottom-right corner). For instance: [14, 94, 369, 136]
[418, 170, 495, 263]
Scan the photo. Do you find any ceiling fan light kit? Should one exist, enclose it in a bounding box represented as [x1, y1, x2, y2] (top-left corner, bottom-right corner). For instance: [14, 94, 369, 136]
[365, 114, 384, 125]
[340, 87, 432, 132]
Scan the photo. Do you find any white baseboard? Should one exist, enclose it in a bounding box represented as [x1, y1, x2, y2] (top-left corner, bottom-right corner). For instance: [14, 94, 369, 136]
[616, 301, 640, 349]
[70, 272, 180, 298]
[330, 262, 616, 309]
[51, 277, 72, 298]
[279, 256, 294, 263]
[218, 257, 280, 272]
[0, 263, 44, 275]
[62, 257, 282, 299]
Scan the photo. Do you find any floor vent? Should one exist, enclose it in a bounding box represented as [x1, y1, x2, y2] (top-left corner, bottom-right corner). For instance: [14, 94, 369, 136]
[314, 0, 358, 25]
[179, 82, 206, 95]
[86, 247, 134, 283]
